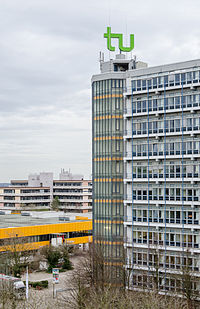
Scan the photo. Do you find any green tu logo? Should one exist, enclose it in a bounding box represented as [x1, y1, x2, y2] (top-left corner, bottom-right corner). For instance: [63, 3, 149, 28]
[104, 26, 134, 52]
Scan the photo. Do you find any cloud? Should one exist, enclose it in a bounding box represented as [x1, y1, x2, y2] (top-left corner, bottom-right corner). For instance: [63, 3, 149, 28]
[0, 0, 200, 180]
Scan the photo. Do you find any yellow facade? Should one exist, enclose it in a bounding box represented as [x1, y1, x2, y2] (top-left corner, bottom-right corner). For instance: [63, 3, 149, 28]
[0, 220, 93, 251]
[0, 220, 92, 239]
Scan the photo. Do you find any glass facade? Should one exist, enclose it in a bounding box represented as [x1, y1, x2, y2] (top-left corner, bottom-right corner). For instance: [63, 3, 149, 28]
[92, 78, 124, 283]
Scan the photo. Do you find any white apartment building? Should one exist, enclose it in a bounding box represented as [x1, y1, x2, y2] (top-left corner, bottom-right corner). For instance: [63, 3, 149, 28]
[124, 59, 200, 293]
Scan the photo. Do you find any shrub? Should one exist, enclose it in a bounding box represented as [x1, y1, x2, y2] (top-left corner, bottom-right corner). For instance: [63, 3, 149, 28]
[28, 280, 48, 289]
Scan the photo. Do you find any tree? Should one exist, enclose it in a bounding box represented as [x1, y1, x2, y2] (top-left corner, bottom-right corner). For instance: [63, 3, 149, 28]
[61, 245, 73, 270]
[40, 244, 73, 273]
[51, 196, 60, 211]
[0, 234, 33, 277]
[59, 246, 186, 309]
[179, 251, 199, 309]
[41, 245, 61, 272]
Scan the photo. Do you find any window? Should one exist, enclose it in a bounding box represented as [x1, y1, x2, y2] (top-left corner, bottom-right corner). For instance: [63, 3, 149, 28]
[175, 119, 180, 131]
[116, 140, 120, 152]
[175, 96, 180, 109]
[169, 74, 175, 86]
[116, 161, 120, 173]
[164, 75, 168, 86]
[137, 80, 141, 91]
[115, 98, 120, 109]
[132, 80, 136, 91]
[175, 74, 180, 85]
[153, 77, 157, 89]
[170, 120, 174, 132]
[116, 119, 120, 131]
[142, 100, 146, 112]
[181, 73, 186, 84]
[142, 79, 146, 90]
[147, 79, 152, 89]
[187, 72, 192, 84]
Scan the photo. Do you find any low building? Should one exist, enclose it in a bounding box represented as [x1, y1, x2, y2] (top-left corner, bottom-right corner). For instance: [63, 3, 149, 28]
[53, 180, 92, 213]
[0, 187, 51, 209]
[0, 171, 92, 213]
[0, 211, 92, 252]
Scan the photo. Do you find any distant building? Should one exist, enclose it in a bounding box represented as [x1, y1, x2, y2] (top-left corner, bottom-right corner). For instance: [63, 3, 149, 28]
[0, 171, 92, 213]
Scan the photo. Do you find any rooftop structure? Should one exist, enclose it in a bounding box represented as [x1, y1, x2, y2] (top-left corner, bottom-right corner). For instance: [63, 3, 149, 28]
[0, 211, 92, 228]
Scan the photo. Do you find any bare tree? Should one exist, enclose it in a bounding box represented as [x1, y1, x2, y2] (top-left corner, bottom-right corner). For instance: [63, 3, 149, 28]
[0, 233, 34, 277]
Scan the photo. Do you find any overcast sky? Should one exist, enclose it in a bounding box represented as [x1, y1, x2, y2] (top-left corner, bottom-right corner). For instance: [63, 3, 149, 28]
[0, 0, 200, 181]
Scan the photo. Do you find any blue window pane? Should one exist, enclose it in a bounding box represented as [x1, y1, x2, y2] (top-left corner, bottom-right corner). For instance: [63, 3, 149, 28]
[153, 77, 157, 89]
[132, 80, 136, 91]
[137, 80, 141, 91]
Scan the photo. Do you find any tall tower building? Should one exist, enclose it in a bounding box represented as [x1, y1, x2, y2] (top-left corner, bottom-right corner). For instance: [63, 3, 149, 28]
[92, 54, 147, 283]
[92, 56, 200, 292]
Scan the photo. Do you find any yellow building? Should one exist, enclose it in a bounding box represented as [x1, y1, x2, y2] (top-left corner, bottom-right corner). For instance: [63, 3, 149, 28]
[0, 212, 92, 252]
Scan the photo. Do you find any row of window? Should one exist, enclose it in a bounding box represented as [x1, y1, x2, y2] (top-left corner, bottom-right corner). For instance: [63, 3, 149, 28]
[2, 189, 50, 194]
[21, 189, 50, 193]
[93, 203, 123, 218]
[131, 116, 200, 136]
[94, 182, 123, 196]
[128, 94, 200, 114]
[21, 196, 50, 200]
[128, 163, 200, 179]
[93, 140, 123, 155]
[132, 273, 197, 291]
[128, 187, 199, 201]
[130, 231, 198, 248]
[3, 203, 15, 207]
[94, 222, 123, 238]
[100, 243, 124, 259]
[94, 118, 123, 135]
[0, 231, 93, 246]
[93, 79, 124, 95]
[4, 189, 15, 193]
[4, 196, 50, 201]
[53, 189, 83, 193]
[94, 161, 123, 176]
[128, 209, 198, 225]
[127, 140, 200, 157]
[3, 196, 15, 200]
[60, 203, 82, 207]
[53, 183, 83, 187]
[132, 71, 200, 92]
[93, 98, 123, 115]
[131, 251, 198, 271]
[58, 196, 83, 200]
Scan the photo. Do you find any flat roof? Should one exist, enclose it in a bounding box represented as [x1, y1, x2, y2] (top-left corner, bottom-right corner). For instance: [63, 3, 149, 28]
[53, 180, 91, 182]
[1, 187, 50, 190]
[0, 212, 92, 229]
[11, 180, 28, 182]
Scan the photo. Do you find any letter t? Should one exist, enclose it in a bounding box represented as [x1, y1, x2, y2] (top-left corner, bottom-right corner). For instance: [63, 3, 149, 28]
[104, 27, 115, 52]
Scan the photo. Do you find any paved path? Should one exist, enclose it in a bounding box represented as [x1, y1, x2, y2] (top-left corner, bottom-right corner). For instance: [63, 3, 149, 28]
[20, 254, 85, 308]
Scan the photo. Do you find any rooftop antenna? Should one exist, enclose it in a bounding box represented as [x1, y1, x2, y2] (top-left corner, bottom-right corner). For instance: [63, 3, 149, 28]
[99, 51, 104, 71]
[108, 0, 111, 60]
[125, 14, 127, 59]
